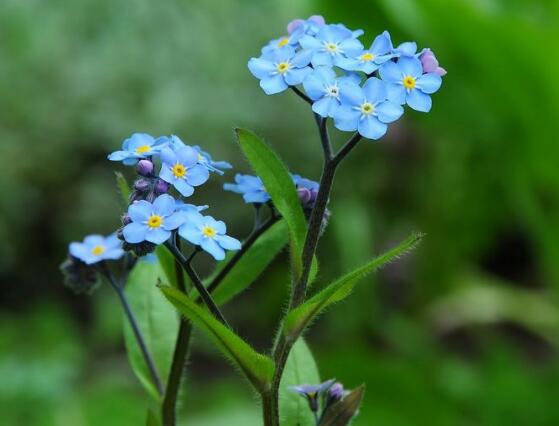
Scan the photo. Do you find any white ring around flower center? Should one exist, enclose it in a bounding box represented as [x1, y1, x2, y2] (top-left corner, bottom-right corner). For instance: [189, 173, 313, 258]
[325, 85, 339, 98]
[360, 102, 375, 116]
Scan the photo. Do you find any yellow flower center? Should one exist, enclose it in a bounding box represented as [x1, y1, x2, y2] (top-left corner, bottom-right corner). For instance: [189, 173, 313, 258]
[277, 62, 290, 74]
[147, 215, 163, 229]
[361, 52, 375, 62]
[172, 163, 186, 178]
[202, 226, 216, 238]
[403, 76, 416, 89]
[325, 42, 339, 53]
[91, 245, 106, 256]
[360, 102, 375, 115]
[135, 145, 151, 154]
[277, 37, 289, 48]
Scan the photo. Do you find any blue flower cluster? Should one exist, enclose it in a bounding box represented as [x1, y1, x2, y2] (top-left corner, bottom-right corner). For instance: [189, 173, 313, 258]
[248, 16, 446, 140]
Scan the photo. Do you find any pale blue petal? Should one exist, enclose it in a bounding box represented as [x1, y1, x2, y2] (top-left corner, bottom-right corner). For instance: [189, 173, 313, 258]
[312, 97, 339, 118]
[174, 179, 194, 197]
[371, 31, 392, 54]
[284, 67, 311, 86]
[274, 45, 295, 62]
[145, 228, 171, 245]
[186, 165, 210, 186]
[153, 194, 175, 216]
[311, 52, 333, 67]
[339, 38, 363, 56]
[260, 74, 288, 95]
[416, 73, 442, 94]
[291, 49, 313, 67]
[105, 234, 122, 249]
[244, 191, 269, 203]
[303, 73, 327, 100]
[163, 212, 188, 231]
[396, 42, 417, 56]
[399, 57, 423, 78]
[127, 133, 154, 150]
[160, 147, 177, 165]
[362, 77, 387, 103]
[386, 84, 407, 105]
[108, 151, 130, 161]
[159, 166, 175, 184]
[103, 248, 124, 261]
[299, 35, 322, 49]
[201, 238, 225, 261]
[207, 218, 226, 234]
[333, 106, 360, 131]
[407, 90, 432, 112]
[123, 157, 139, 166]
[376, 101, 404, 123]
[216, 235, 241, 251]
[358, 116, 388, 140]
[123, 223, 148, 244]
[177, 146, 199, 167]
[84, 235, 105, 246]
[128, 201, 152, 222]
[178, 224, 203, 245]
[248, 57, 275, 79]
[69, 242, 88, 260]
[379, 61, 402, 83]
[338, 82, 363, 106]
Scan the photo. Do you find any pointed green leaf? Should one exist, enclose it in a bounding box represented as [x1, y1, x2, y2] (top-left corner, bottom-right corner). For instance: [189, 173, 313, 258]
[160, 285, 275, 393]
[155, 245, 177, 287]
[279, 339, 321, 426]
[115, 171, 131, 207]
[123, 259, 179, 400]
[235, 128, 310, 277]
[146, 407, 161, 426]
[284, 232, 424, 341]
[319, 385, 365, 426]
[209, 220, 289, 305]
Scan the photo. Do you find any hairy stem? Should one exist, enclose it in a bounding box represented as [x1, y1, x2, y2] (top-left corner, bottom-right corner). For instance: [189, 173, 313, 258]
[102, 263, 163, 396]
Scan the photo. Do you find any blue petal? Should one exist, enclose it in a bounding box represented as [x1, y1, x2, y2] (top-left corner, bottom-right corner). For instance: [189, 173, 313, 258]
[153, 194, 175, 217]
[126, 133, 154, 151]
[105, 234, 122, 249]
[160, 147, 177, 165]
[362, 77, 387, 103]
[312, 97, 339, 118]
[371, 31, 392, 54]
[216, 235, 241, 251]
[379, 61, 402, 83]
[174, 179, 195, 197]
[123, 222, 148, 244]
[201, 238, 226, 261]
[145, 228, 171, 245]
[186, 165, 210, 186]
[248, 57, 275, 79]
[108, 150, 130, 161]
[206, 217, 226, 234]
[333, 105, 360, 131]
[303, 72, 327, 101]
[407, 90, 432, 112]
[69, 242, 88, 260]
[386, 84, 407, 105]
[358, 116, 388, 140]
[311, 52, 333, 67]
[291, 49, 313, 67]
[260, 74, 288, 95]
[103, 248, 124, 261]
[159, 166, 175, 184]
[178, 224, 203, 245]
[177, 146, 198, 167]
[129, 200, 152, 222]
[338, 82, 363, 106]
[285, 67, 311, 86]
[84, 235, 105, 247]
[376, 101, 404, 123]
[243, 191, 270, 203]
[416, 73, 442, 94]
[339, 38, 364, 57]
[395, 41, 417, 56]
[398, 57, 423, 78]
[299, 35, 322, 50]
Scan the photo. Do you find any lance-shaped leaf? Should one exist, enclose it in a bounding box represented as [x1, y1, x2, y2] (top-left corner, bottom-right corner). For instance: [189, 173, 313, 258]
[115, 171, 131, 207]
[235, 128, 312, 278]
[160, 285, 275, 393]
[283, 232, 424, 341]
[123, 258, 179, 401]
[208, 220, 289, 305]
[319, 385, 365, 426]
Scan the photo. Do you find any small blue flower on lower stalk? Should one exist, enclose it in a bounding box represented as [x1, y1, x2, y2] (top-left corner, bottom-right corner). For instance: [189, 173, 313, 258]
[69, 234, 124, 265]
[108, 133, 166, 165]
[380, 57, 442, 112]
[248, 46, 313, 95]
[193, 145, 232, 175]
[302, 67, 360, 118]
[159, 145, 210, 197]
[299, 24, 363, 68]
[337, 31, 395, 74]
[178, 212, 241, 261]
[122, 194, 186, 245]
[223, 174, 271, 204]
[332, 77, 404, 140]
[290, 379, 336, 413]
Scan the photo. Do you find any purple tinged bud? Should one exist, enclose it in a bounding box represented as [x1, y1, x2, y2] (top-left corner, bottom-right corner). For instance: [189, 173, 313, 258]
[134, 179, 150, 191]
[136, 159, 154, 176]
[287, 15, 325, 34]
[122, 213, 132, 225]
[154, 179, 169, 194]
[328, 383, 344, 403]
[420, 48, 447, 76]
[297, 187, 312, 204]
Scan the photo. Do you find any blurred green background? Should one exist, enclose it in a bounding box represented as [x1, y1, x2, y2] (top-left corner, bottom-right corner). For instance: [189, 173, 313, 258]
[2, 0, 559, 424]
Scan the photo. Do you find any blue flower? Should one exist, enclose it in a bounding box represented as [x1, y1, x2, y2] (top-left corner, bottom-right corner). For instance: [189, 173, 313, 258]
[332, 77, 404, 140]
[299, 24, 363, 68]
[248, 46, 313, 95]
[178, 212, 241, 260]
[108, 133, 166, 165]
[262, 32, 304, 55]
[379, 57, 442, 112]
[175, 200, 209, 214]
[393, 41, 418, 57]
[287, 15, 325, 36]
[69, 234, 124, 265]
[159, 145, 210, 197]
[223, 174, 271, 204]
[122, 194, 186, 245]
[337, 31, 395, 74]
[193, 145, 232, 175]
[302, 67, 361, 118]
[289, 379, 336, 413]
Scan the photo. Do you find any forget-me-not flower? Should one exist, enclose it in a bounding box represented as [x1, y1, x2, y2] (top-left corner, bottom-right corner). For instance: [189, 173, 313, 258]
[332, 77, 404, 140]
[419, 48, 447, 76]
[337, 31, 395, 74]
[248, 46, 313, 95]
[393, 41, 418, 57]
[302, 67, 360, 118]
[289, 379, 336, 413]
[159, 145, 210, 197]
[193, 145, 232, 175]
[299, 24, 363, 68]
[69, 234, 124, 265]
[175, 200, 208, 214]
[380, 56, 442, 112]
[122, 194, 186, 245]
[178, 212, 241, 261]
[108, 133, 166, 165]
[223, 174, 271, 204]
[287, 15, 325, 36]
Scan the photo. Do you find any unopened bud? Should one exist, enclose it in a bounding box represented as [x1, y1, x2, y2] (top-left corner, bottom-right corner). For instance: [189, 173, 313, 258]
[134, 179, 150, 191]
[136, 159, 154, 176]
[121, 213, 132, 225]
[327, 383, 344, 405]
[297, 187, 312, 204]
[154, 179, 169, 194]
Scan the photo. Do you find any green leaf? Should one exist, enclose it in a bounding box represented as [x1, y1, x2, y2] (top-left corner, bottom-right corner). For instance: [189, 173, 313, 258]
[123, 258, 179, 401]
[146, 407, 161, 426]
[279, 338, 321, 426]
[319, 385, 365, 426]
[209, 220, 289, 305]
[160, 285, 275, 393]
[235, 128, 309, 277]
[115, 171, 131, 207]
[155, 245, 177, 287]
[283, 232, 424, 341]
